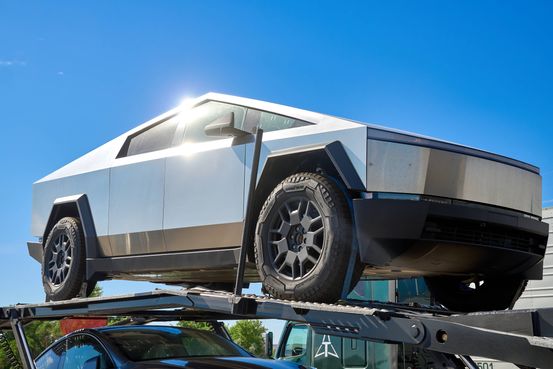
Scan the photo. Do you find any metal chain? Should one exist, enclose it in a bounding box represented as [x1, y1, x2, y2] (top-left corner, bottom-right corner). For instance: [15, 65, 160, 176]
[0, 331, 23, 369]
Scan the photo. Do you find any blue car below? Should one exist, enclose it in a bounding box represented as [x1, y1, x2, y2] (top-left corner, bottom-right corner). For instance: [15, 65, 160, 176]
[35, 325, 308, 369]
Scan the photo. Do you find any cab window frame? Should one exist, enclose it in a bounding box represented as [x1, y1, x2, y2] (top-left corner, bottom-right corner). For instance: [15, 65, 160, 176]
[278, 323, 310, 360]
[36, 333, 115, 369]
[117, 113, 181, 158]
[35, 341, 65, 369]
[243, 108, 313, 133]
[178, 100, 247, 145]
[62, 333, 114, 369]
[116, 100, 315, 158]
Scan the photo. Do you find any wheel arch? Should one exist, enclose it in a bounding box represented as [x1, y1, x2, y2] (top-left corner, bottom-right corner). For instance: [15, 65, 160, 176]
[247, 141, 364, 260]
[43, 194, 99, 259]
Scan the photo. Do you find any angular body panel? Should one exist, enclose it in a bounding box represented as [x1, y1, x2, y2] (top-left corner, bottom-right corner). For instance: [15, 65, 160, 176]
[246, 123, 368, 213]
[163, 138, 246, 252]
[29, 92, 548, 308]
[366, 140, 541, 216]
[31, 169, 111, 256]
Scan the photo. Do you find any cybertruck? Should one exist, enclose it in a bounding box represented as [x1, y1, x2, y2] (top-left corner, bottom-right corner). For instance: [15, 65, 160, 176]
[28, 93, 549, 311]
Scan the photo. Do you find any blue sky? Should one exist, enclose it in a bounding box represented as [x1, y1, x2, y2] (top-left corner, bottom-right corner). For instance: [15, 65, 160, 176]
[0, 1, 552, 338]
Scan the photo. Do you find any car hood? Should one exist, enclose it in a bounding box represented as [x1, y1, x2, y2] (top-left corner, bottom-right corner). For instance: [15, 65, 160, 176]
[131, 356, 306, 369]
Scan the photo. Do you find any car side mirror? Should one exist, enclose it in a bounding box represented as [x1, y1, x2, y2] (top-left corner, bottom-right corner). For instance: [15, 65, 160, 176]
[83, 356, 100, 369]
[264, 331, 274, 358]
[204, 112, 249, 137]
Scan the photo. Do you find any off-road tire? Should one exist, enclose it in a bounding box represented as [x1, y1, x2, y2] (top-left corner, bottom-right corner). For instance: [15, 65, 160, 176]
[255, 172, 362, 302]
[42, 217, 86, 301]
[425, 276, 528, 312]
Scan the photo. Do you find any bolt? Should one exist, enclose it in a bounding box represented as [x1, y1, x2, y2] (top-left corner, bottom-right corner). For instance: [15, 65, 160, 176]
[436, 329, 448, 343]
[411, 324, 421, 338]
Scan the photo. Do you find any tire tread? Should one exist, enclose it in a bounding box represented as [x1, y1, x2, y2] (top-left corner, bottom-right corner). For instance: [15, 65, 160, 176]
[255, 172, 361, 302]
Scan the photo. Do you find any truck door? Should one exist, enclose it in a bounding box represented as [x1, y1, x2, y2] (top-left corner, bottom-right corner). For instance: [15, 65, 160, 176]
[109, 114, 181, 256]
[343, 337, 368, 368]
[312, 332, 396, 369]
[163, 101, 247, 252]
[312, 333, 343, 369]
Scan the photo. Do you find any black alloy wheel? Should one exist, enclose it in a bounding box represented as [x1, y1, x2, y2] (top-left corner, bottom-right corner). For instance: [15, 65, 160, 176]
[268, 197, 325, 280]
[255, 172, 363, 302]
[42, 217, 87, 301]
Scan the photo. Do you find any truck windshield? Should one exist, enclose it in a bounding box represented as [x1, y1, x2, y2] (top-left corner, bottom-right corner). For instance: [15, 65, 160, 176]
[101, 326, 249, 361]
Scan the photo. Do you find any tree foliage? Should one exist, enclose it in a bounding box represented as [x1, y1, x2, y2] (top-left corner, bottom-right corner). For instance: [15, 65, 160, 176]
[228, 320, 267, 357]
[89, 284, 103, 298]
[0, 331, 20, 369]
[0, 320, 62, 368]
[177, 320, 268, 357]
[177, 321, 213, 331]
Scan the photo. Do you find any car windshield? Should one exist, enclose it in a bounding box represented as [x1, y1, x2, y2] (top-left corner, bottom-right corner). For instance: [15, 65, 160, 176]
[101, 326, 249, 361]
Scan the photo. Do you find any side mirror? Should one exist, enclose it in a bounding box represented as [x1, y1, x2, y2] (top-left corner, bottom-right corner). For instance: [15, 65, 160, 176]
[83, 356, 100, 369]
[204, 112, 249, 137]
[264, 331, 274, 358]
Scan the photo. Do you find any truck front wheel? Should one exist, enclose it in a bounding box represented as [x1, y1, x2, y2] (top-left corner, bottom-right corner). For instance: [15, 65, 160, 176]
[255, 172, 362, 302]
[42, 217, 87, 301]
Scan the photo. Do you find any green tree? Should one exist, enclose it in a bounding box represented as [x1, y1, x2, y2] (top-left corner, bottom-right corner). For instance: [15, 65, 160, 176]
[89, 284, 103, 297]
[177, 321, 214, 331]
[0, 320, 62, 368]
[228, 320, 267, 357]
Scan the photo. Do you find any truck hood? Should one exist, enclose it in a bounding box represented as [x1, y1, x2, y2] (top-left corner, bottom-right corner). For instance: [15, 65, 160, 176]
[365, 126, 538, 174]
[365, 126, 542, 216]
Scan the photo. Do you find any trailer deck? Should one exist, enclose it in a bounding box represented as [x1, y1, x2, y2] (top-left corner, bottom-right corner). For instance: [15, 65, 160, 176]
[2, 287, 553, 369]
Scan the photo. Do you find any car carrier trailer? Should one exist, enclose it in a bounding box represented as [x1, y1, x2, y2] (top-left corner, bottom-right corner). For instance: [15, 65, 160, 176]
[2, 287, 553, 369]
[7, 128, 552, 369]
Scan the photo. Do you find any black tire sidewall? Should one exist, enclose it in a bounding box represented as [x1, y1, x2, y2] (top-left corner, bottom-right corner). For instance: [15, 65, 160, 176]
[255, 173, 356, 302]
[42, 217, 86, 301]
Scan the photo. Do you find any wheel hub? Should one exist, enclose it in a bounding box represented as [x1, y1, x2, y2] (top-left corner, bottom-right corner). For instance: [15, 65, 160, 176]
[46, 233, 72, 286]
[289, 225, 306, 250]
[56, 250, 65, 267]
[268, 198, 325, 280]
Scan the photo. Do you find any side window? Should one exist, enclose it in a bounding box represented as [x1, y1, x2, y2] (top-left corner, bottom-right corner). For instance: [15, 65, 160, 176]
[120, 115, 180, 157]
[245, 109, 312, 133]
[61, 335, 112, 369]
[36, 343, 64, 369]
[282, 324, 308, 359]
[347, 280, 391, 302]
[181, 101, 246, 144]
[397, 277, 431, 305]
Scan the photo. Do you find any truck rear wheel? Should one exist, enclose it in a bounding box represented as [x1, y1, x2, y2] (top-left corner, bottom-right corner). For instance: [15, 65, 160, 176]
[255, 172, 362, 302]
[425, 276, 527, 312]
[42, 217, 87, 301]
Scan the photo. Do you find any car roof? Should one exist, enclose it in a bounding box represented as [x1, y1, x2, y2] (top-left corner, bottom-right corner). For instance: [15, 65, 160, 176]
[95, 325, 192, 334]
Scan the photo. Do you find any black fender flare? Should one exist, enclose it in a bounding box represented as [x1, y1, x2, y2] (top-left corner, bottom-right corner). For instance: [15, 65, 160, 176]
[259, 140, 365, 192]
[43, 194, 99, 262]
[254, 141, 364, 297]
